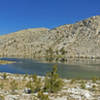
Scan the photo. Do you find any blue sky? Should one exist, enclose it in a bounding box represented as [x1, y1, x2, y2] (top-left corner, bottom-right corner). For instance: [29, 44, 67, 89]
[0, 0, 100, 35]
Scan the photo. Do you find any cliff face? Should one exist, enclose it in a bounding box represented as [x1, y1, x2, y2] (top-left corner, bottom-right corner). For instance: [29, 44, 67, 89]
[0, 16, 100, 60]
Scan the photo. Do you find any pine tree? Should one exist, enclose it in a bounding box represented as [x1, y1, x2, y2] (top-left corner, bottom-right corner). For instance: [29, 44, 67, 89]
[44, 64, 64, 93]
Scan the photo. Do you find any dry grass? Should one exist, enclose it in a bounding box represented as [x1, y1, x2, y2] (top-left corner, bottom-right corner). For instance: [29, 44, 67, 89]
[0, 79, 27, 91]
[0, 60, 16, 64]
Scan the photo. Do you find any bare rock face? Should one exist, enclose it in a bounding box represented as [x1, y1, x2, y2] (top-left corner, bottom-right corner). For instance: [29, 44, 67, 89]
[0, 16, 100, 60]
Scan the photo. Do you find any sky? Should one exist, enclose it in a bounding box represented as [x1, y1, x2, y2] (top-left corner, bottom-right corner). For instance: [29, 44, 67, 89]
[0, 0, 100, 35]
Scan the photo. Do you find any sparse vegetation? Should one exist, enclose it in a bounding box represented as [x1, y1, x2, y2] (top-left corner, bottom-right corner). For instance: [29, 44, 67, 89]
[92, 76, 98, 83]
[2, 73, 7, 80]
[45, 47, 54, 61]
[25, 65, 64, 94]
[26, 80, 34, 93]
[0, 71, 99, 100]
[0, 95, 4, 100]
[70, 79, 76, 84]
[37, 91, 50, 100]
[26, 74, 42, 93]
[10, 80, 18, 92]
[0, 83, 4, 89]
[80, 80, 86, 89]
[32, 74, 42, 93]
[80, 82, 86, 89]
[0, 60, 16, 64]
[44, 64, 64, 93]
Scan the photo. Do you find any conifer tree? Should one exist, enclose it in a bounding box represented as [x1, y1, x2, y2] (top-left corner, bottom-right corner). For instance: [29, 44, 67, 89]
[44, 64, 64, 93]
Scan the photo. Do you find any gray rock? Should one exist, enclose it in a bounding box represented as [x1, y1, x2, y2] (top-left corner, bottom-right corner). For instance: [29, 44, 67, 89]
[24, 88, 32, 94]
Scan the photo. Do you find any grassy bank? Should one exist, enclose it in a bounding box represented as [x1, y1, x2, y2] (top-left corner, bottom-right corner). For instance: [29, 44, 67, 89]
[0, 60, 16, 64]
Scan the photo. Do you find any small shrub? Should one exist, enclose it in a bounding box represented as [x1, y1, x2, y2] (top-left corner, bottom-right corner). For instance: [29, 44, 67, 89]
[26, 74, 42, 93]
[0, 95, 4, 100]
[45, 47, 54, 61]
[0, 83, 4, 89]
[60, 47, 66, 55]
[2, 73, 7, 80]
[32, 74, 37, 82]
[34, 79, 42, 92]
[80, 81, 86, 89]
[32, 74, 42, 92]
[92, 77, 97, 83]
[10, 80, 18, 92]
[80, 83, 85, 89]
[44, 64, 64, 93]
[26, 80, 34, 92]
[70, 79, 76, 84]
[37, 91, 49, 100]
[23, 73, 28, 79]
[92, 85, 96, 89]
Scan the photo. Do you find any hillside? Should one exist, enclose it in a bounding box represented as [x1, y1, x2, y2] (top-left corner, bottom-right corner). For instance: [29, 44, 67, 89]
[0, 16, 100, 61]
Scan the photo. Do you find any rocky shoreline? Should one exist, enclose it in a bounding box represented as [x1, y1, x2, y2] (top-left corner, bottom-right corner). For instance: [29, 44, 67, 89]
[0, 72, 100, 100]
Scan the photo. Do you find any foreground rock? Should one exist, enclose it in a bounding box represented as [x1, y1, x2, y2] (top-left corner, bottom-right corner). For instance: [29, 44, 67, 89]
[0, 16, 100, 62]
[0, 73, 100, 100]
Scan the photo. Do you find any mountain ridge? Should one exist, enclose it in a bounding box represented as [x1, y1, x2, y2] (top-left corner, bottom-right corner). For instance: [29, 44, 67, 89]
[0, 15, 100, 61]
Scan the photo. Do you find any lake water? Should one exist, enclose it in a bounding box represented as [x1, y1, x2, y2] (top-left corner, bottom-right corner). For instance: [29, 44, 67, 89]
[0, 58, 100, 79]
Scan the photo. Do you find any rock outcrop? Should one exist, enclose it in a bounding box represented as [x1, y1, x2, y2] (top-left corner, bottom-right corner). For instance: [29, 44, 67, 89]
[0, 16, 100, 61]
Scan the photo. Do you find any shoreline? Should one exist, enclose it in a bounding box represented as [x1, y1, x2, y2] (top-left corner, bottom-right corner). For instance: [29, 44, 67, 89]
[1, 56, 100, 64]
[0, 60, 16, 64]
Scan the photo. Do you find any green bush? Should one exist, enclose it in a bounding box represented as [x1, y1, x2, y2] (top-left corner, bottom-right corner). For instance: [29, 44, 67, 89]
[26, 80, 34, 92]
[80, 81, 86, 89]
[44, 64, 64, 93]
[26, 74, 42, 93]
[37, 91, 50, 100]
[10, 80, 18, 93]
[70, 79, 76, 84]
[92, 77, 98, 83]
[0, 95, 4, 100]
[23, 73, 28, 79]
[2, 73, 7, 80]
[45, 47, 54, 61]
[0, 83, 4, 89]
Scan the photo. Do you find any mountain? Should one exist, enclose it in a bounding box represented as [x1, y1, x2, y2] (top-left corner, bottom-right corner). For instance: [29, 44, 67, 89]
[0, 16, 100, 61]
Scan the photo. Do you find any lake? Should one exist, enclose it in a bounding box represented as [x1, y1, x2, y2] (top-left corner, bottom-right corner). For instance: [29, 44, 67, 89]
[0, 58, 100, 79]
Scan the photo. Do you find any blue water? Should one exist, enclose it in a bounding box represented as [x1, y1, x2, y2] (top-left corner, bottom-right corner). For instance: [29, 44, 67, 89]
[0, 58, 100, 79]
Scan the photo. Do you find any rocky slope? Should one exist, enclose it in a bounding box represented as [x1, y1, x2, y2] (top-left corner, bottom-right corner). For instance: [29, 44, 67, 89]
[0, 16, 100, 61]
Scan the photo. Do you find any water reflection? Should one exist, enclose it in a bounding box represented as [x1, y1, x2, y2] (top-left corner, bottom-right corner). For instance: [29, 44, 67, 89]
[0, 58, 100, 79]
